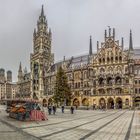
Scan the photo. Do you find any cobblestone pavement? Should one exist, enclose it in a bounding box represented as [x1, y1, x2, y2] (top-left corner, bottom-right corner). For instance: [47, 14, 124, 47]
[0, 105, 140, 140]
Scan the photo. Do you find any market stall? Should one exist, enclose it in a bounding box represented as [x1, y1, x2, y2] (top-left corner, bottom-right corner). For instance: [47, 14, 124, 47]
[6, 99, 47, 121]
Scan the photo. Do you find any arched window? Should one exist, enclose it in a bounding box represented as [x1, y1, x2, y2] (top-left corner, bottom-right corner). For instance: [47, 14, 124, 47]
[111, 57, 113, 63]
[115, 56, 118, 61]
[84, 71, 88, 79]
[119, 56, 122, 61]
[103, 58, 105, 63]
[107, 77, 113, 85]
[99, 58, 102, 63]
[75, 72, 80, 80]
[115, 76, 122, 84]
[107, 57, 110, 63]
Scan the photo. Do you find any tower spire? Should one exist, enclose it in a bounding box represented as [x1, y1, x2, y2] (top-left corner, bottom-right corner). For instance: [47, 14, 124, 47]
[105, 30, 107, 41]
[18, 62, 23, 82]
[121, 37, 124, 50]
[97, 41, 99, 52]
[113, 28, 115, 40]
[129, 30, 133, 51]
[37, 5, 47, 29]
[33, 28, 36, 37]
[19, 62, 22, 72]
[49, 28, 52, 39]
[89, 36, 93, 55]
[108, 26, 111, 37]
[41, 5, 44, 17]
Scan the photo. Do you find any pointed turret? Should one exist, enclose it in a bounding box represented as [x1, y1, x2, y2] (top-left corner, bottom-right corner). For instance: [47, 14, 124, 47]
[33, 28, 36, 37]
[63, 56, 66, 62]
[113, 28, 115, 40]
[37, 5, 47, 31]
[108, 26, 111, 37]
[49, 28, 52, 39]
[19, 62, 22, 72]
[121, 37, 124, 50]
[41, 5, 44, 17]
[129, 30, 133, 51]
[18, 62, 23, 82]
[104, 30, 107, 41]
[89, 36, 93, 56]
[97, 41, 99, 52]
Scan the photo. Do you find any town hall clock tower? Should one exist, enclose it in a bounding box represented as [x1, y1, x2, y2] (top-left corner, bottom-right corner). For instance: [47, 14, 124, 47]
[30, 5, 54, 99]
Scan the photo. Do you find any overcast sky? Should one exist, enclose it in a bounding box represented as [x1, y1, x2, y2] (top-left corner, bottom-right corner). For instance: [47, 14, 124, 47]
[0, 0, 140, 81]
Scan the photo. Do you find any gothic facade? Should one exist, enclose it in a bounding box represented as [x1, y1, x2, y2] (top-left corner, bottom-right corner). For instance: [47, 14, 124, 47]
[18, 6, 140, 109]
[44, 27, 140, 109]
[17, 62, 30, 98]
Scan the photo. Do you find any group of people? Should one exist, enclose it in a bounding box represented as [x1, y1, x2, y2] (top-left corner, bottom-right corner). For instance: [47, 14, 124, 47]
[47, 105, 75, 115]
[48, 105, 56, 115]
[61, 106, 75, 114]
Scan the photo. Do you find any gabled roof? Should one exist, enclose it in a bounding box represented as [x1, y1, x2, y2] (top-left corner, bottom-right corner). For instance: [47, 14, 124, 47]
[50, 53, 96, 72]
[133, 48, 140, 59]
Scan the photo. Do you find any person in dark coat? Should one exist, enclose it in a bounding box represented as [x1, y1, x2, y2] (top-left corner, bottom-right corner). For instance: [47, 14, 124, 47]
[70, 106, 74, 114]
[93, 104, 95, 110]
[61, 106, 64, 113]
[52, 105, 56, 115]
[48, 106, 52, 115]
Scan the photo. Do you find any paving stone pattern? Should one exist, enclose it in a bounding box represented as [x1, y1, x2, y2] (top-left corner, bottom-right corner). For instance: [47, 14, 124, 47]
[0, 106, 140, 140]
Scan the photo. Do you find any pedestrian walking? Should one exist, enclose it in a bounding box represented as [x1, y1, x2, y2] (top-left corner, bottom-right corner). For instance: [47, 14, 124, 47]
[61, 105, 64, 113]
[52, 105, 56, 115]
[70, 106, 74, 114]
[48, 106, 52, 115]
[93, 104, 95, 110]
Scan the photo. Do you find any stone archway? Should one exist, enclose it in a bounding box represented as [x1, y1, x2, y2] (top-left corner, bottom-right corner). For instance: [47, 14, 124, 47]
[82, 98, 89, 106]
[42, 99, 47, 107]
[135, 97, 140, 108]
[73, 98, 80, 107]
[107, 98, 114, 109]
[116, 97, 123, 109]
[99, 98, 106, 109]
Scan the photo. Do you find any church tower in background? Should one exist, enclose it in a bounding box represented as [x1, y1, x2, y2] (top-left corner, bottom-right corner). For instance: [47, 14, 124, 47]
[30, 5, 54, 100]
[18, 62, 23, 82]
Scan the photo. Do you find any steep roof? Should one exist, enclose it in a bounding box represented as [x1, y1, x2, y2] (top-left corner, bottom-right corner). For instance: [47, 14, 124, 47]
[50, 53, 96, 72]
[133, 48, 140, 59]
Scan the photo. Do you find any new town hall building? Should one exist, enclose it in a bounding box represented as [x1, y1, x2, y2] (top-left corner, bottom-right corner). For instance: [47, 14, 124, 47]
[17, 6, 140, 109]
